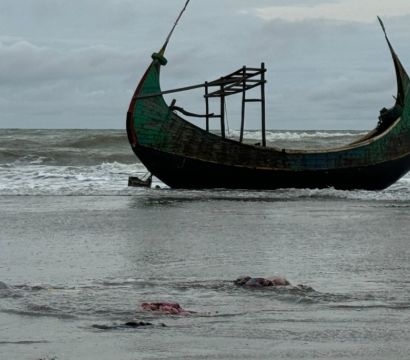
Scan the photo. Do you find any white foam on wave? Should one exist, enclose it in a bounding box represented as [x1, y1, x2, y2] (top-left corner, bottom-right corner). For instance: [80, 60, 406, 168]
[227, 130, 367, 142]
[0, 161, 162, 196]
[273, 180, 410, 201]
[1, 159, 410, 201]
[12, 155, 56, 165]
[163, 177, 410, 202]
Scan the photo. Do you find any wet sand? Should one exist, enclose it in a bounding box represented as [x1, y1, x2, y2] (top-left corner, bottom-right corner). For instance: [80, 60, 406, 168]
[1, 195, 410, 359]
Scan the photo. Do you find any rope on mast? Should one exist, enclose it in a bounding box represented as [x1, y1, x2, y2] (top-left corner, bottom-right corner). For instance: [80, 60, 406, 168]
[161, 0, 191, 53]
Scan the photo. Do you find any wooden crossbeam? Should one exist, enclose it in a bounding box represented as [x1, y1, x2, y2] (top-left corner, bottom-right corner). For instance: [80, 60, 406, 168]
[136, 63, 267, 146]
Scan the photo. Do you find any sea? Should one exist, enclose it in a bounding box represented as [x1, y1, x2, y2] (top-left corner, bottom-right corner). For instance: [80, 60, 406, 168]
[1, 129, 410, 360]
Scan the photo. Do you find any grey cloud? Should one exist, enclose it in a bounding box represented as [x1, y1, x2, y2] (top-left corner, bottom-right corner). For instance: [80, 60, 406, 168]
[1, 1, 410, 129]
[307, 72, 396, 102]
[0, 41, 147, 87]
[225, 0, 344, 9]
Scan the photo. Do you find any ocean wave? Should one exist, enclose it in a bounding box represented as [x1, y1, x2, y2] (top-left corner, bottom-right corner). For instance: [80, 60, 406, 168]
[0, 130, 368, 166]
[0, 129, 134, 166]
[11, 155, 56, 165]
[0, 161, 155, 196]
[66, 133, 129, 149]
[0, 148, 24, 163]
[0, 129, 128, 149]
[0, 150, 139, 167]
[1, 160, 410, 200]
[150, 184, 410, 202]
[1, 129, 410, 199]
[227, 130, 368, 142]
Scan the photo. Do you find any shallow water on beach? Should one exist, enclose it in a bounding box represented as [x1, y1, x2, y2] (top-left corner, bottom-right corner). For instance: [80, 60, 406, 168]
[1, 129, 410, 359]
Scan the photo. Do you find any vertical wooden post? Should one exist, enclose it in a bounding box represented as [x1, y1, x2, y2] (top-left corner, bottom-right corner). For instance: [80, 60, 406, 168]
[220, 80, 226, 138]
[205, 81, 209, 132]
[261, 62, 266, 147]
[240, 66, 246, 143]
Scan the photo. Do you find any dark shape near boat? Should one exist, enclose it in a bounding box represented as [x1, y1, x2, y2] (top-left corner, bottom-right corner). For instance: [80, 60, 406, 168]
[128, 175, 152, 188]
[127, 5, 410, 191]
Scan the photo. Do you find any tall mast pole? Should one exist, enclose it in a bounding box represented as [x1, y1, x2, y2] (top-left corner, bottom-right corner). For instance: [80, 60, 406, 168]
[159, 0, 191, 55]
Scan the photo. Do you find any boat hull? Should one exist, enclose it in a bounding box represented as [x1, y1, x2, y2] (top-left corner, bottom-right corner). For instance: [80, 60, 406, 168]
[134, 145, 410, 190]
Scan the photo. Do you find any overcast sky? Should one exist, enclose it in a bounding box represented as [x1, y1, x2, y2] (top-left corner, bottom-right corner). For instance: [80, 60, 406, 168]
[1, 0, 410, 130]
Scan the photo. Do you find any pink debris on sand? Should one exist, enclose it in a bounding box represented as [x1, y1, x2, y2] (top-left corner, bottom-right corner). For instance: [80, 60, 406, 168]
[141, 302, 195, 316]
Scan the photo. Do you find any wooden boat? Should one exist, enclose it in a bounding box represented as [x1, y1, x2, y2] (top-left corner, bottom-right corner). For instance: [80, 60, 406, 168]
[126, 9, 410, 190]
